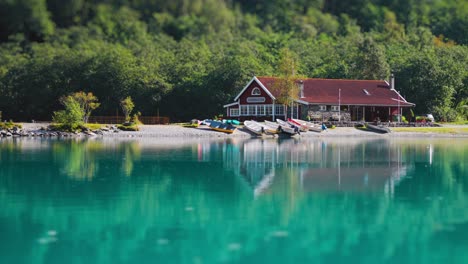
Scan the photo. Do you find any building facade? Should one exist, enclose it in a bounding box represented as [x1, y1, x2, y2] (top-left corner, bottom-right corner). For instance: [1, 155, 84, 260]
[224, 76, 414, 122]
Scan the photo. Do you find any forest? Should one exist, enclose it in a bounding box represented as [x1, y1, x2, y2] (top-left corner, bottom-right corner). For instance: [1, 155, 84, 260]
[0, 0, 467, 122]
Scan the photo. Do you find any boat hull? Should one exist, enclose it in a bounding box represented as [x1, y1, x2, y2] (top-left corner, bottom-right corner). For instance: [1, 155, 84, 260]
[209, 120, 237, 134]
[244, 121, 263, 135]
[366, 123, 391, 134]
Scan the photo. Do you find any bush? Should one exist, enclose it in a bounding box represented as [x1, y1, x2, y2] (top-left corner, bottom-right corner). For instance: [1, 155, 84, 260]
[0, 120, 22, 130]
[52, 97, 84, 131]
[117, 124, 139, 131]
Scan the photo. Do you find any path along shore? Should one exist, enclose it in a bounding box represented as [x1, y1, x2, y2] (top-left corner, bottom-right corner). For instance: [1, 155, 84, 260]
[7, 123, 467, 139]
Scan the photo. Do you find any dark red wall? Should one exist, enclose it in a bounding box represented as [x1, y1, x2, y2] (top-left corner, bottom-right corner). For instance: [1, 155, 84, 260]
[238, 81, 273, 105]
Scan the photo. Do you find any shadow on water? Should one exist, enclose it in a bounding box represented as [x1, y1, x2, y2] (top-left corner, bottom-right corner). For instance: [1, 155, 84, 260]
[0, 137, 467, 263]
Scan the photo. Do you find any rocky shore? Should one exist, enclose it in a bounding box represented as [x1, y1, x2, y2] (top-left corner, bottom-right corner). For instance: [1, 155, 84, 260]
[1, 123, 467, 139]
[0, 123, 121, 138]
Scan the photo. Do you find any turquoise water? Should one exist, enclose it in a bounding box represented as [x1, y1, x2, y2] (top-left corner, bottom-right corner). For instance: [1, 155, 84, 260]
[0, 137, 467, 263]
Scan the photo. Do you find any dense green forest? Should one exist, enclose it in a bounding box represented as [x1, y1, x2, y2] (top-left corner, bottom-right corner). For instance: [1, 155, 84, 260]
[0, 0, 466, 122]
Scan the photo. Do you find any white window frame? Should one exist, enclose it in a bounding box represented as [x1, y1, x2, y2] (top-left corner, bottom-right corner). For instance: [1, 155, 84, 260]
[319, 105, 327, 111]
[331, 105, 339, 112]
[257, 105, 265, 116]
[265, 105, 273, 116]
[230, 108, 239, 117]
[248, 105, 256, 115]
[240, 105, 248, 116]
[251, 87, 261, 95]
[275, 105, 284, 115]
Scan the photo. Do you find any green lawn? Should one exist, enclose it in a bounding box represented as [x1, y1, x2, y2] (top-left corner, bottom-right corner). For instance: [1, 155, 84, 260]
[392, 127, 468, 134]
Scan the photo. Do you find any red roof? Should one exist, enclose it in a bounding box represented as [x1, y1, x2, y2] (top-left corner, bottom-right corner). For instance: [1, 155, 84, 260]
[257, 77, 414, 107]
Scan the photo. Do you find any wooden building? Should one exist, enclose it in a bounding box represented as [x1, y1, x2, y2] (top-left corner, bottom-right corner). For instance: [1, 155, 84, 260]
[224, 75, 414, 122]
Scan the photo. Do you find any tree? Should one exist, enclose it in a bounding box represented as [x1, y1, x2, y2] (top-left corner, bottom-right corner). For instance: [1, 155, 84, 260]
[120, 96, 135, 122]
[52, 95, 84, 131]
[351, 36, 390, 80]
[271, 48, 300, 119]
[70, 91, 100, 123]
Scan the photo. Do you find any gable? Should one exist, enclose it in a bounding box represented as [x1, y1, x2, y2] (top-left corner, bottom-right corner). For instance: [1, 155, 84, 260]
[234, 76, 276, 101]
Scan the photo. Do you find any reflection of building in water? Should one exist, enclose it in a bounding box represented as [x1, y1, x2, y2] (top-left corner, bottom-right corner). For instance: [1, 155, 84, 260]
[222, 139, 410, 195]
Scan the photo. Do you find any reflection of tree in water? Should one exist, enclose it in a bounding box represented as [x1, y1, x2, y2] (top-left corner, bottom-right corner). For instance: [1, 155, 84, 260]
[0, 140, 15, 161]
[120, 141, 142, 176]
[53, 140, 103, 181]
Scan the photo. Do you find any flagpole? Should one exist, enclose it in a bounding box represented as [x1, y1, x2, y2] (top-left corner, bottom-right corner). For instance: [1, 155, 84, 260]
[338, 89, 341, 122]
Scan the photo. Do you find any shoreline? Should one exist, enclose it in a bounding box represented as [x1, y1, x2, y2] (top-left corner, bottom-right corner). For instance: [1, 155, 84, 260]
[1, 123, 465, 139]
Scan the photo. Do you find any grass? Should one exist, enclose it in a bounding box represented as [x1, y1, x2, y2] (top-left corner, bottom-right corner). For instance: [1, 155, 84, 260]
[50, 123, 104, 132]
[391, 127, 468, 134]
[84, 123, 104, 130]
[0, 121, 22, 130]
[438, 121, 468, 125]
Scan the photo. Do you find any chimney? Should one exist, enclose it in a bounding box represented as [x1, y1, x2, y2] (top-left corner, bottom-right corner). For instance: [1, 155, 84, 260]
[299, 80, 304, 98]
[390, 73, 395, 90]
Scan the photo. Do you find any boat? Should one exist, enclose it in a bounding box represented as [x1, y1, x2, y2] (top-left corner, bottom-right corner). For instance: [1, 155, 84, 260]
[277, 119, 302, 134]
[243, 120, 263, 135]
[251, 120, 280, 135]
[208, 120, 237, 134]
[263, 121, 282, 134]
[288, 118, 322, 132]
[223, 119, 241, 125]
[366, 123, 391, 134]
[266, 120, 298, 135]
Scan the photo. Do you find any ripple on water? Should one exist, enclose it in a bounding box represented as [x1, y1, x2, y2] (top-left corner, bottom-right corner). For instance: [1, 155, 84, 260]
[228, 243, 242, 251]
[157, 238, 169, 245]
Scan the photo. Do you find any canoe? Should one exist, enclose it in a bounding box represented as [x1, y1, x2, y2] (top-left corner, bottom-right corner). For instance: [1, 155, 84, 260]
[209, 120, 237, 134]
[244, 120, 263, 135]
[289, 118, 322, 133]
[366, 123, 391, 134]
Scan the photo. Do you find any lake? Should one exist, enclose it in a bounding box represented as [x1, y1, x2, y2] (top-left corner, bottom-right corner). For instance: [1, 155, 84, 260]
[0, 137, 467, 263]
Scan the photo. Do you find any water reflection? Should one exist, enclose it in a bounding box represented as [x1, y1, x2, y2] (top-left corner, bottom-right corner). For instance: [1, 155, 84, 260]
[0, 137, 467, 263]
[221, 138, 411, 196]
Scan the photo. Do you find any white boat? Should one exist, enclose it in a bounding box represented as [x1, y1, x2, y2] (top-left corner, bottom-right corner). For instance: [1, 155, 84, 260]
[243, 120, 263, 135]
[289, 118, 322, 132]
[263, 120, 281, 132]
[268, 120, 298, 135]
[286, 118, 308, 132]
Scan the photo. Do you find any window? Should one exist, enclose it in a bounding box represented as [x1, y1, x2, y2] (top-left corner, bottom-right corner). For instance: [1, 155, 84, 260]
[319, 105, 327, 111]
[248, 105, 256, 115]
[265, 105, 273, 116]
[251, 87, 261, 95]
[258, 105, 265, 116]
[275, 105, 284, 115]
[331, 105, 339, 112]
[240, 105, 248, 116]
[230, 108, 239, 117]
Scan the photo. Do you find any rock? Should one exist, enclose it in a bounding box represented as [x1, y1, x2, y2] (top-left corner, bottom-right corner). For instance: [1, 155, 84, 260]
[6, 132, 12, 137]
[101, 127, 110, 132]
[84, 131, 96, 136]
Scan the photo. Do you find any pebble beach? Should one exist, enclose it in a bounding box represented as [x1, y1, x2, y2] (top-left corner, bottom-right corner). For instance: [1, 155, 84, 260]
[8, 123, 468, 139]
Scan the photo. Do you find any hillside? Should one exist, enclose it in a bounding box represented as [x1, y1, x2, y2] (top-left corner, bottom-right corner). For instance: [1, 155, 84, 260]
[0, 0, 466, 121]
